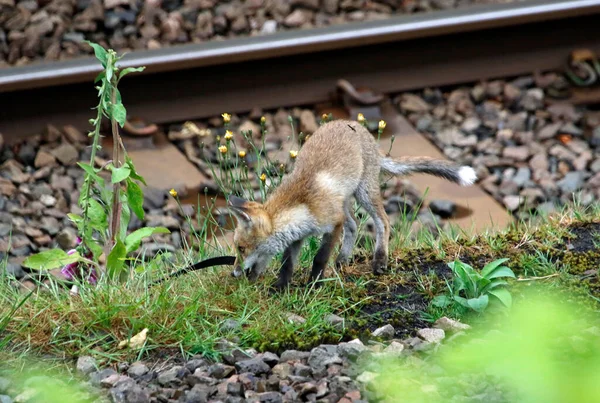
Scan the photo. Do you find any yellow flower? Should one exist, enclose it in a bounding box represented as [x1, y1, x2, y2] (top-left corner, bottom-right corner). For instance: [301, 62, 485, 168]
[357, 113, 365, 123]
[221, 113, 231, 123]
[224, 130, 233, 141]
[379, 120, 387, 130]
[289, 150, 298, 159]
[169, 189, 178, 197]
[260, 173, 266, 182]
[218, 145, 228, 154]
[238, 150, 246, 158]
[322, 113, 328, 120]
[305, 135, 311, 141]
[260, 116, 266, 124]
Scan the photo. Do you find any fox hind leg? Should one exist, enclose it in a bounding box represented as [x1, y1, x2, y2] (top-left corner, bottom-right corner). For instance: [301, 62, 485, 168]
[335, 199, 358, 268]
[309, 222, 343, 287]
[355, 184, 390, 275]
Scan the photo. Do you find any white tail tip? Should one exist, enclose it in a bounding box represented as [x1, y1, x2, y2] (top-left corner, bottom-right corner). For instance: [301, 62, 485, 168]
[458, 166, 477, 186]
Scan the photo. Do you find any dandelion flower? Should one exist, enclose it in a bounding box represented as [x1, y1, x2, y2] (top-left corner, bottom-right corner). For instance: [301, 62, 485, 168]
[218, 145, 228, 154]
[224, 130, 233, 141]
[260, 116, 266, 124]
[379, 120, 387, 130]
[357, 113, 365, 123]
[222, 113, 231, 123]
[238, 150, 246, 158]
[169, 189, 178, 197]
[260, 173, 267, 182]
[322, 113, 328, 121]
[289, 150, 298, 159]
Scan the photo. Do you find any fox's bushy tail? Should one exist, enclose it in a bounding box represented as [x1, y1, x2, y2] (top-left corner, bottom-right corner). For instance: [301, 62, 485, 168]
[379, 155, 477, 186]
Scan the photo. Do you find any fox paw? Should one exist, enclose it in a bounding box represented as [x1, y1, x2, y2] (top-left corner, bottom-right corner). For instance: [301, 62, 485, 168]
[371, 259, 388, 275]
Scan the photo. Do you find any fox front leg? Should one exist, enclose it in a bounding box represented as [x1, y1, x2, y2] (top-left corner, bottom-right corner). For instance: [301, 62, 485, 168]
[272, 239, 304, 290]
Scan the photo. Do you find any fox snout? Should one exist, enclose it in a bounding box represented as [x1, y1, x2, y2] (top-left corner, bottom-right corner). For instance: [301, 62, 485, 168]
[231, 260, 256, 279]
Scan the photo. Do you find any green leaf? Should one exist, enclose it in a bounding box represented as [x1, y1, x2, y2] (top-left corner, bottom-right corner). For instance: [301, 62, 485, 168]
[466, 295, 489, 312]
[481, 258, 511, 278]
[126, 157, 147, 185]
[77, 162, 105, 187]
[67, 213, 83, 225]
[88, 198, 107, 228]
[486, 266, 516, 280]
[120, 201, 130, 240]
[119, 66, 145, 80]
[485, 279, 508, 291]
[106, 239, 127, 279]
[94, 71, 106, 84]
[85, 41, 108, 68]
[111, 165, 131, 184]
[125, 227, 170, 254]
[111, 102, 127, 128]
[431, 295, 451, 308]
[453, 295, 471, 310]
[22, 249, 81, 271]
[87, 239, 104, 261]
[488, 288, 512, 308]
[126, 180, 145, 221]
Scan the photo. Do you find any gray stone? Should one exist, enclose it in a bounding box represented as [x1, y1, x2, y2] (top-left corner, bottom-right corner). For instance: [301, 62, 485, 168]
[337, 339, 367, 360]
[417, 328, 446, 343]
[0, 377, 10, 394]
[90, 369, 118, 387]
[220, 319, 242, 332]
[110, 378, 150, 403]
[143, 187, 165, 210]
[185, 359, 207, 373]
[185, 384, 209, 403]
[208, 363, 235, 379]
[536, 122, 561, 140]
[372, 324, 395, 339]
[272, 363, 292, 379]
[6, 263, 25, 279]
[428, 199, 456, 218]
[236, 357, 270, 375]
[434, 317, 471, 333]
[285, 313, 306, 324]
[324, 314, 344, 331]
[512, 167, 531, 187]
[503, 146, 530, 161]
[308, 346, 343, 371]
[0, 395, 13, 403]
[557, 171, 585, 194]
[257, 391, 283, 402]
[383, 341, 405, 355]
[51, 143, 79, 165]
[260, 352, 280, 367]
[503, 195, 522, 211]
[127, 363, 149, 378]
[157, 366, 185, 386]
[519, 88, 544, 111]
[279, 350, 310, 362]
[76, 356, 97, 376]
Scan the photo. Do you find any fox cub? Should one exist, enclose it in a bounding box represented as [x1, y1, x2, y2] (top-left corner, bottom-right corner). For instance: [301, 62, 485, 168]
[229, 119, 477, 289]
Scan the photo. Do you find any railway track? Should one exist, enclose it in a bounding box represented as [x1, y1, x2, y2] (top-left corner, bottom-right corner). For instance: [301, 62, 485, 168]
[1, 0, 599, 141]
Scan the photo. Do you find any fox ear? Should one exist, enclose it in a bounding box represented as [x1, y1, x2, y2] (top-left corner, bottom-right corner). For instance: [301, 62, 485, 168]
[228, 196, 251, 225]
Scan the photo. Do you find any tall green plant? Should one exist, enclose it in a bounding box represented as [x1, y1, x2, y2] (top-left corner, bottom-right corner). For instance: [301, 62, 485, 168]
[23, 42, 169, 282]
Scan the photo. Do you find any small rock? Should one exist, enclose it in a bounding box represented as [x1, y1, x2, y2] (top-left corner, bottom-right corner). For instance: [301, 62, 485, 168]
[34, 151, 56, 168]
[208, 363, 235, 379]
[299, 110, 318, 134]
[324, 314, 344, 330]
[502, 195, 522, 211]
[280, 350, 310, 362]
[285, 313, 306, 325]
[433, 317, 471, 333]
[536, 122, 561, 140]
[256, 391, 283, 402]
[372, 324, 395, 339]
[260, 20, 278, 35]
[127, 362, 149, 378]
[308, 347, 343, 372]
[356, 371, 377, 384]
[260, 352, 280, 367]
[428, 199, 456, 218]
[157, 366, 184, 386]
[417, 328, 445, 343]
[512, 167, 531, 187]
[185, 384, 209, 403]
[90, 369, 118, 387]
[337, 339, 367, 360]
[557, 171, 585, 194]
[272, 363, 292, 379]
[503, 146, 530, 162]
[283, 9, 310, 27]
[51, 143, 79, 165]
[76, 356, 97, 376]
[220, 319, 242, 332]
[0, 395, 13, 403]
[110, 378, 150, 403]
[236, 357, 270, 375]
[383, 341, 405, 355]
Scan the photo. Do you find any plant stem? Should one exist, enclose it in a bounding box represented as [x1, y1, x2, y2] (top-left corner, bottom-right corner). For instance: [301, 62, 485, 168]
[108, 82, 123, 253]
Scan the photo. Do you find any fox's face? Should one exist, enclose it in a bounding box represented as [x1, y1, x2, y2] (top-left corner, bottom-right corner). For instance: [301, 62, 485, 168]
[228, 196, 274, 280]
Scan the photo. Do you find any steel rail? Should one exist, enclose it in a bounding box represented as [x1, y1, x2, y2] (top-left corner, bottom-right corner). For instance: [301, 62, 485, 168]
[1, 0, 600, 140]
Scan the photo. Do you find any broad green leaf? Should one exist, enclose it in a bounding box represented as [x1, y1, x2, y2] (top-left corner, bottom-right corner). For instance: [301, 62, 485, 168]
[481, 258, 511, 278]
[119, 66, 145, 80]
[106, 62, 114, 82]
[450, 261, 478, 298]
[85, 41, 108, 68]
[453, 295, 471, 310]
[484, 279, 508, 291]
[87, 239, 104, 261]
[77, 162, 104, 187]
[22, 249, 81, 271]
[431, 295, 451, 308]
[488, 288, 512, 308]
[111, 102, 127, 128]
[466, 295, 489, 312]
[126, 157, 147, 185]
[476, 277, 491, 292]
[126, 180, 145, 221]
[88, 198, 107, 228]
[106, 239, 127, 279]
[67, 213, 83, 224]
[486, 266, 516, 280]
[125, 227, 170, 254]
[94, 71, 105, 84]
[111, 165, 131, 183]
[120, 201, 130, 240]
